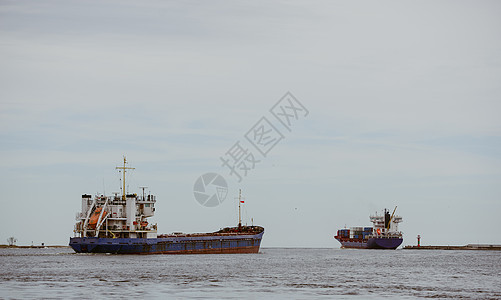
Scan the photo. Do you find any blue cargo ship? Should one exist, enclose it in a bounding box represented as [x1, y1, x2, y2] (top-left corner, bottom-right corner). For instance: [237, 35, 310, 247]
[69, 158, 264, 254]
[334, 207, 403, 249]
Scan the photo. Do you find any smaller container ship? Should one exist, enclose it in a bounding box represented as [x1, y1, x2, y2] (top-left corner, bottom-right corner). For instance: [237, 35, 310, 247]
[334, 207, 403, 249]
[69, 157, 264, 254]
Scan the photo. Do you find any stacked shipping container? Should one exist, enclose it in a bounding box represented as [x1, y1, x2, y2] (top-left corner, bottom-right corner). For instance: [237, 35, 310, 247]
[338, 227, 374, 240]
[337, 229, 350, 238]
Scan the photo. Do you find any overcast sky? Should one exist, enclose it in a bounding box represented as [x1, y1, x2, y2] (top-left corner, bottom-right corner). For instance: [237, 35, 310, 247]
[1, 0, 500, 247]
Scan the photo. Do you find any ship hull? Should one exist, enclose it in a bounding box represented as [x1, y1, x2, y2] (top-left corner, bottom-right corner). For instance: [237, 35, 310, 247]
[70, 231, 264, 254]
[335, 237, 403, 250]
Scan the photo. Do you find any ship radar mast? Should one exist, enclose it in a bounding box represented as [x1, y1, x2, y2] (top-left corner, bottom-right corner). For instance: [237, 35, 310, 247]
[116, 156, 135, 200]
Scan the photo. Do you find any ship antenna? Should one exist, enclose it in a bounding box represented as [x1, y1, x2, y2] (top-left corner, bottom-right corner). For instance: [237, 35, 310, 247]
[116, 156, 135, 200]
[140, 186, 148, 201]
[118, 173, 122, 195]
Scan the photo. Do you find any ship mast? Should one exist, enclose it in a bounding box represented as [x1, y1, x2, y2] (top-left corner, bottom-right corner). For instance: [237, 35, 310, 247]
[116, 156, 135, 200]
[238, 189, 242, 228]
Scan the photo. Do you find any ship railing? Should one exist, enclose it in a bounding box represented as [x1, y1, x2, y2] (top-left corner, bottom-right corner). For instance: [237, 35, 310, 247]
[137, 199, 156, 203]
[367, 232, 402, 239]
[157, 232, 260, 238]
[110, 201, 126, 205]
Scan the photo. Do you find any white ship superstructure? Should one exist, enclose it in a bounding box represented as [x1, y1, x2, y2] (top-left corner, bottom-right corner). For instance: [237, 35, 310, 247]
[370, 207, 402, 237]
[74, 157, 157, 239]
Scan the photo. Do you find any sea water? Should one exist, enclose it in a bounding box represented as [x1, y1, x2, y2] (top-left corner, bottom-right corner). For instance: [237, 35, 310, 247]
[0, 247, 500, 299]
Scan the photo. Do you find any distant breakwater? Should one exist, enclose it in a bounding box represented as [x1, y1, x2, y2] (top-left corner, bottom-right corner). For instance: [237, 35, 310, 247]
[0, 245, 70, 249]
[404, 244, 501, 251]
